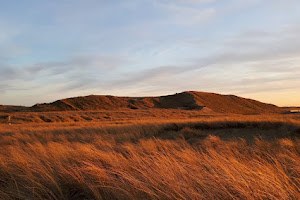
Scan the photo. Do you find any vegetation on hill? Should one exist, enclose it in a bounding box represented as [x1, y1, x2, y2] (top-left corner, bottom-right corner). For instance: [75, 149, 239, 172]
[27, 91, 283, 114]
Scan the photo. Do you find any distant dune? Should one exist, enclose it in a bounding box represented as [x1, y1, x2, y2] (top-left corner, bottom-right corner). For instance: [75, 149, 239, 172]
[22, 91, 282, 114]
[0, 105, 27, 112]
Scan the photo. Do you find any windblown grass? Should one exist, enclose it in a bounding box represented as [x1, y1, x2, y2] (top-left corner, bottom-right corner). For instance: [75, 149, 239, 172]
[0, 116, 299, 199]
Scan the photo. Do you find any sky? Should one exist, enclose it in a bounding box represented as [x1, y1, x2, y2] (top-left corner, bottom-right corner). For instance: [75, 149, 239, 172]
[0, 0, 300, 106]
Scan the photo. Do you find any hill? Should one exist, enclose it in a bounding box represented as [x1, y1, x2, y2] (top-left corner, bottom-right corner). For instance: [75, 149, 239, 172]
[0, 105, 27, 112]
[29, 91, 282, 114]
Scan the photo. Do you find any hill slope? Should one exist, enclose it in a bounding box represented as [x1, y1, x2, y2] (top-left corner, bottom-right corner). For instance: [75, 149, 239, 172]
[29, 91, 282, 114]
[0, 105, 27, 112]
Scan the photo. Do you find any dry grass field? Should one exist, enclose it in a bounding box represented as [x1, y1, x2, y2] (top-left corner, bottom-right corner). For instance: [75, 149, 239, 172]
[0, 112, 299, 199]
[2, 0, 300, 198]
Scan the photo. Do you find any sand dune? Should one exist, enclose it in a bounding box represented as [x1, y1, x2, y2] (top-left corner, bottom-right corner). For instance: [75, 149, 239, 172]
[26, 91, 282, 114]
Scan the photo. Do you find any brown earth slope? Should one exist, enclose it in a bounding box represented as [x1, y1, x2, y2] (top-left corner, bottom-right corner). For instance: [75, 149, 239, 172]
[0, 105, 27, 112]
[188, 91, 281, 114]
[28, 91, 282, 114]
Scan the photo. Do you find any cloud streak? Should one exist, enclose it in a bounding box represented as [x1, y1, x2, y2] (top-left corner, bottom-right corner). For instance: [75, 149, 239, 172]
[0, 0, 300, 106]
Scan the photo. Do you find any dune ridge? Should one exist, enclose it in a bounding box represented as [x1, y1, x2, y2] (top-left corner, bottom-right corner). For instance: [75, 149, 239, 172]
[27, 91, 281, 114]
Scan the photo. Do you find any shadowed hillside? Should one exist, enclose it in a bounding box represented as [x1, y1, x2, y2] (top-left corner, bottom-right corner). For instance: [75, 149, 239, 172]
[0, 105, 27, 112]
[29, 91, 282, 114]
[189, 91, 281, 114]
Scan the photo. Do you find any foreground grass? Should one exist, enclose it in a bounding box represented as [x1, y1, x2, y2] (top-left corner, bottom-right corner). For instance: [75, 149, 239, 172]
[0, 134, 299, 199]
[0, 117, 299, 199]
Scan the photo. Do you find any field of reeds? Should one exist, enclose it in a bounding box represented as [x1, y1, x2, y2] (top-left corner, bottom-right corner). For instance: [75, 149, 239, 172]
[0, 114, 299, 199]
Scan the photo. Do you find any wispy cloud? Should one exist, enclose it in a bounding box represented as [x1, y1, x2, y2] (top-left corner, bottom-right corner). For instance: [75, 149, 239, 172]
[0, 0, 300, 106]
[0, 54, 136, 95]
[25, 54, 134, 75]
[2, 23, 299, 105]
[100, 24, 300, 104]
[153, 0, 216, 26]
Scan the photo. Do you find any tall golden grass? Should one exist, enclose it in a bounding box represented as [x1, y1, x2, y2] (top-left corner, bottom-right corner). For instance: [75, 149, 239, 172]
[0, 116, 299, 199]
